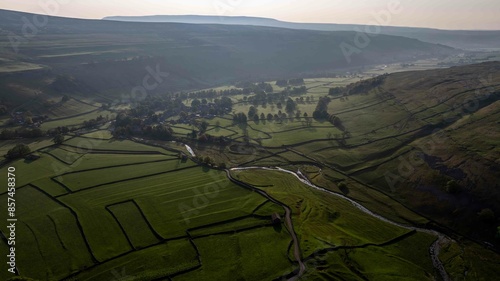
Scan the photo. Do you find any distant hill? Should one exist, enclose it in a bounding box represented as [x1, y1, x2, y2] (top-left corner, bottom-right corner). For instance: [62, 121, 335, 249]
[103, 15, 500, 50]
[0, 9, 455, 107]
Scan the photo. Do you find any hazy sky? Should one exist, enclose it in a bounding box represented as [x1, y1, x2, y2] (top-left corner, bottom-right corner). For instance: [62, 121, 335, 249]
[1, 0, 499, 30]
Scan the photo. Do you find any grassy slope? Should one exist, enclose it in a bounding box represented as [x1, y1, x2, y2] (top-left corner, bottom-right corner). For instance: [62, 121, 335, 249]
[232, 169, 438, 280]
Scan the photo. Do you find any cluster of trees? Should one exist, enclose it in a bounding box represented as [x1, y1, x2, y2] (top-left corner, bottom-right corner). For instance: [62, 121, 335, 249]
[285, 98, 297, 113]
[187, 82, 274, 102]
[114, 112, 174, 141]
[142, 125, 174, 140]
[477, 208, 496, 223]
[125, 96, 186, 119]
[190, 96, 232, 114]
[312, 96, 345, 130]
[288, 86, 307, 96]
[312, 96, 332, 120]
[234, 81, 273, 93]
[53, 134, 65, 144]
[245, 87, 306, 108]
[198, 134, 230, 145]
[235, 110, 309, 125]
[194, 155, 227, 169]
[328, 75, 388, 97]
[82, 115, 107, 128]
[114, 123, 175, 141]
[48, 126, 70, 136]
[329, 87, 345, 96]
[5, 144, 31, 160]
[232, 113, 248, 124]
[0, 128, 44, 140]
[277, 78, 305, 87]
[346, 74, 388, 95]
[1, 116, 108, 141]
[248, 106, 258, 120]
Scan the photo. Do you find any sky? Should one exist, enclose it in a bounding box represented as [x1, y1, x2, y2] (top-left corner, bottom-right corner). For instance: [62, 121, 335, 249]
[1, 0, 499, 30]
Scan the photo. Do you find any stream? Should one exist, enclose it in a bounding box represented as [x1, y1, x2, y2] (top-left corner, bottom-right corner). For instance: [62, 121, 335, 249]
[230, 166, 451, 281]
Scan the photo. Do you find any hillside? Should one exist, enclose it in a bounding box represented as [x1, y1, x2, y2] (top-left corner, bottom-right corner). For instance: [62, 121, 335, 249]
[1, 61, 499, 281]
[320, 62, 500, 244]
[0, 9, 455, 108]
[103, 14, 500, 50]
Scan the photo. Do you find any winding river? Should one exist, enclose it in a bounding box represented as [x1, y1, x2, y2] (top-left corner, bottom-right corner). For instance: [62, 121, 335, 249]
[131, 138, 451, 280]
[230, 166, 451, 281]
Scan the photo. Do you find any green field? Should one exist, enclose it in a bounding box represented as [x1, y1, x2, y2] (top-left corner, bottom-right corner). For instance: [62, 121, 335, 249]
[40, 110, 114, 131]
[1, 61, 500, 281]
[56, 157, 194, 191]
[231, 169, 441, 279]
[0, 136, 292, 280]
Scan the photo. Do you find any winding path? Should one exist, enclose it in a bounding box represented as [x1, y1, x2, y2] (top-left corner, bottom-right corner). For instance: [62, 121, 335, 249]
[226, 169, 306, 280]
[230, 166, 451, 281]
[135, 138, 450, 280]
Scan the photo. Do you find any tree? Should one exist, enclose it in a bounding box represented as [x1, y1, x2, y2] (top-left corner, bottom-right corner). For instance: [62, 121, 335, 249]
[188, 130, 198, 139]
[191, 99, 201, 110]
[203, 156, 212, 165]
[6, 144, 31, 159]
[0, 129, 15, 140]
[338, 182, 349, 194]
[199, 121, 209, 133]
[313, 110, 329, 120]
[478, 208, 495, 223]
[285, 98, 297, 113]
[260, 113, 265, 120]
[233, 113, 247, 124]
[61, 94, 70, 102]
[248, 106, 257, 119]
[53, 134, 64, 145]
[445, 180, 461, 194]
[329, 87, 344, 96]
[267, 113, 273, 121]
